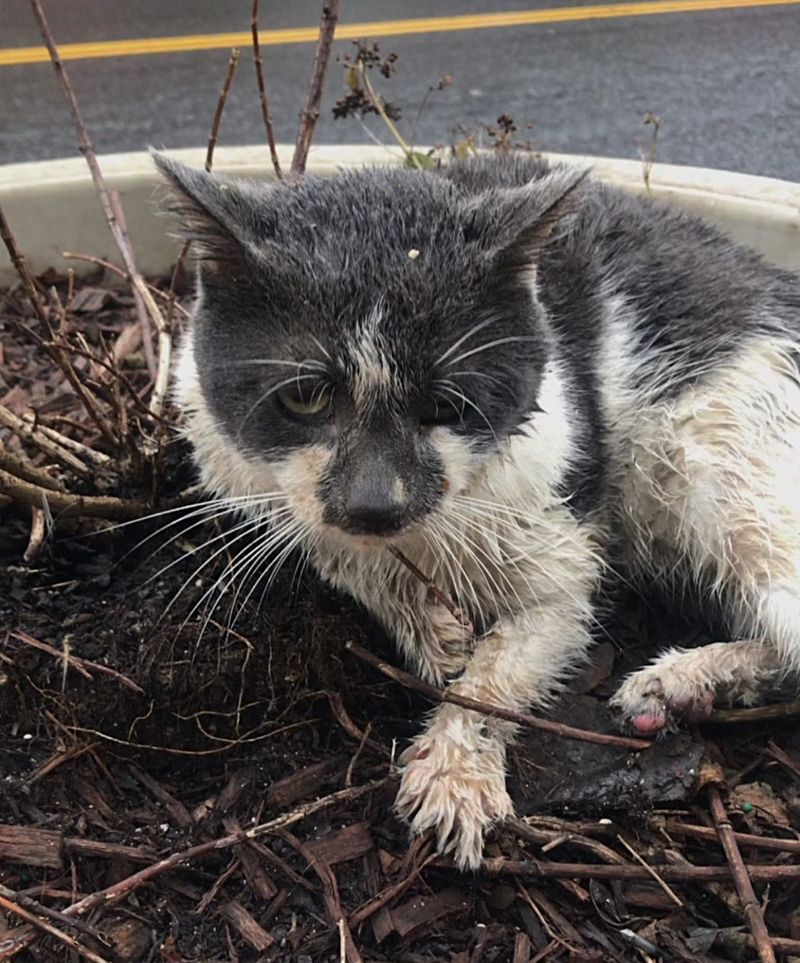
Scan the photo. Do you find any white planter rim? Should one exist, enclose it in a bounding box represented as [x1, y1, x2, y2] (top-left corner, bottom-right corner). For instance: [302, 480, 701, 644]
[1, 144, 798, 284]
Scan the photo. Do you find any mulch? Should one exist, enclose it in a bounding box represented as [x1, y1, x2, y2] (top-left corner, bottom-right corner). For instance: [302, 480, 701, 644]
[1, 272, 800, 963]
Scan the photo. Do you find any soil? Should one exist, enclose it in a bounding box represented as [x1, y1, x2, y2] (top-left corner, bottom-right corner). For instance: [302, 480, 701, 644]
[1, 274, 800, 962]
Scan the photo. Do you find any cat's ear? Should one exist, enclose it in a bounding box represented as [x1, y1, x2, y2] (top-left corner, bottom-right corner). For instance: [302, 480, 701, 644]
[466, 166, 589, 273]
[151, 151, 266, 267]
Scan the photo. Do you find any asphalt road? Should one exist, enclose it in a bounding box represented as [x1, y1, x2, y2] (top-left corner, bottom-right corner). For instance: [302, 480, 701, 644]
[3, 0, 800, 180]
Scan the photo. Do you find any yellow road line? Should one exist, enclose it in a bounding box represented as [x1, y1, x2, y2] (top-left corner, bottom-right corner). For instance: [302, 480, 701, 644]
[3, 0, 799, 67]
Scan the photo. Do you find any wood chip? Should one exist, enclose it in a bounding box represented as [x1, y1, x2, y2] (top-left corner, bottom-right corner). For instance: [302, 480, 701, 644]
[129, 765, 192, 829]
[386, 888, 472, 939]
[307, 822, 373, 866]
[265, 756, 346, 808]
[0, 824, 62, 869]
[220, 900, 274, 952]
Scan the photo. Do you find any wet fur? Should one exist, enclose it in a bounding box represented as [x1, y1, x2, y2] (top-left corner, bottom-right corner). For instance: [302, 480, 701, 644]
[157, 152, 800, 869]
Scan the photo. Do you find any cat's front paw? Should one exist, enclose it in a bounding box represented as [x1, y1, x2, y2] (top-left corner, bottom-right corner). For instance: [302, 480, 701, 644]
[395, 730, 512, 870]
[610, 641, 778, 735]
[611, 666, 715, 734]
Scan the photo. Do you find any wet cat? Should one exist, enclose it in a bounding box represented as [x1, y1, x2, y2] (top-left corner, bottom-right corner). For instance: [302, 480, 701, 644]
[155, 151, 800, 868]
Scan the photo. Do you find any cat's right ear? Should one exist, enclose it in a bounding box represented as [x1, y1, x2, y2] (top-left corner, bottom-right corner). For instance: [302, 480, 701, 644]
[151, 151, 262, 268]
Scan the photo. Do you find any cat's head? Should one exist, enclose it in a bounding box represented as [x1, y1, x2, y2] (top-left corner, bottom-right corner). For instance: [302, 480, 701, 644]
[155, 154, 583, 543]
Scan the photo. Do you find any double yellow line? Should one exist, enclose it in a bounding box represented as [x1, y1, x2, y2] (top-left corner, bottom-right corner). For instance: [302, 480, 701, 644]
[2, 0, 798, 68]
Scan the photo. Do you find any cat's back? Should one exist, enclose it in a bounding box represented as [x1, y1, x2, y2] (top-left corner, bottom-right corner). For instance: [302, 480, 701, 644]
[441, 153, 800, 394]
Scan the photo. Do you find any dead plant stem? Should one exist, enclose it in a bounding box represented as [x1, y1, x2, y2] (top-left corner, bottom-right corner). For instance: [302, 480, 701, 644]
[291, 0, 341, 175]
[251, 0, 283, 178]
[345, 641, 651, 751]
[29, 0, 172, 417]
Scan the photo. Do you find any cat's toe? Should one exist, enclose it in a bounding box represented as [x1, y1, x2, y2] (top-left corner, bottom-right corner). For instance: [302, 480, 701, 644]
[395, 733, 512, 870]
[611, 665, 714, 734]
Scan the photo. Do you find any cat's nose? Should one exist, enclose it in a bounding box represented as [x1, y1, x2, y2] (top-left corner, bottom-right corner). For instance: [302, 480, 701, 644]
[345, 483, 408, 535]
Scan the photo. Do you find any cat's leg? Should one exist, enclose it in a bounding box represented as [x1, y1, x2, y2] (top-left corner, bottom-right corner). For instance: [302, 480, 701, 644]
[395, 559, 598, 869]
[612, 339, 800, 733]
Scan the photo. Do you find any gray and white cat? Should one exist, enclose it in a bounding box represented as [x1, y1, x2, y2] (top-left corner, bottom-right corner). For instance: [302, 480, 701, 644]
[155, 151, 800, 869]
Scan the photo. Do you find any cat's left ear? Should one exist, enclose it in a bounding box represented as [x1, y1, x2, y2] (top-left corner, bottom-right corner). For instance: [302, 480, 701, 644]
[466, 166, 590, 272]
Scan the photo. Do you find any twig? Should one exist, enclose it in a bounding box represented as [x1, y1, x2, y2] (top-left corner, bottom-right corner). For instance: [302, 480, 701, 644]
[0, 404, 90, 476]
[708, 700, 800, 723]
[61, 252, 190, 320]
[616, 833, 685, 908]
[10, 630, 143, 691]
[664, 819, 800, 856]
[387, 545, 472, 631]
[30, 0, 172, 416]
[23, 507, 47, 563]
[708, 785, 776, 963]
[765, 741, 800, 779]
[0, 889, 110, 963]
[0, 443, 63, 492]
[639, 111, 660, 192]
[505, 815, 626, 866]
[251, 0, 282, 178]
[49, 340, 120, 449]
[61, 778, 386, 919]
[20, 414, 111, 467]
[348, 853, 438, 928]
[0, 884, 110, 956]
[448, 856, 800, 883]
[279, 832, 364, 963]
[206, 48, 241, 171]
[327, 691, 390, 758]
[0, 468, 152, 521]
[0, 203, 49, 326]
[24, 742, 97, 786]
[291, 0, 341, 175]
[345, 642, 650, 751]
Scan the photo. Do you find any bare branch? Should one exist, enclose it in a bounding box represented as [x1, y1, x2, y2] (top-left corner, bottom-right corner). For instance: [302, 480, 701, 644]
[345, 641, 651, 751]
[251, 0, 283, 178]
[29, 0, 172, 417]
[291, 0, 341, 175]
[708, 786, 777, 963]
[0, 468, 150, 521]
[0, 203, 49, 327]
[206, 48, 241, 172]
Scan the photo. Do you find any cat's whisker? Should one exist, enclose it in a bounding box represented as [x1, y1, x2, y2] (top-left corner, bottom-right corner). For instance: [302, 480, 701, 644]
[160, 515, 287, 631]
[121, 495, 289, 566]
[94, 492, 288, 538]
[309, 335, 333, 362]
[183, 517, 300, 645]
[216, 517, 304, 635]
[144, 504, 293, 591]
[449, 521, 526, 618]
[444, 335, 539, 370]
[435, 380, 497, 441]
[244, 523, 313, 622]
[452, 494, 613, 577]
[434, 316, 501, 367]
[428, 512, 513, 622]
[223, 358, 328, 372]
[445, 503, 607, 634]
[446, 369, 510, 392]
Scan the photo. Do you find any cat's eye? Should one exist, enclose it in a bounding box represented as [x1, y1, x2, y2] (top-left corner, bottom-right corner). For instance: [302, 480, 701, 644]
[419, 396, 463, 427]
[276, 384, 331, 418]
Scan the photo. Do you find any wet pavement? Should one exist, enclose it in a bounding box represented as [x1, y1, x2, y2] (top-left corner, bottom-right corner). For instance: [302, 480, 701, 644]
[3, 0, 800, 179]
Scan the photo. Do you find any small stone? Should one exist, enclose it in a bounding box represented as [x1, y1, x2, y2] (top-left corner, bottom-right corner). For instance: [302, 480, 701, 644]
[408, 248, 420, 259]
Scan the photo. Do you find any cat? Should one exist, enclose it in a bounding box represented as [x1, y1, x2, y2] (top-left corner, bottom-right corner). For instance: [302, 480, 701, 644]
[154, 150, 800, 870]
